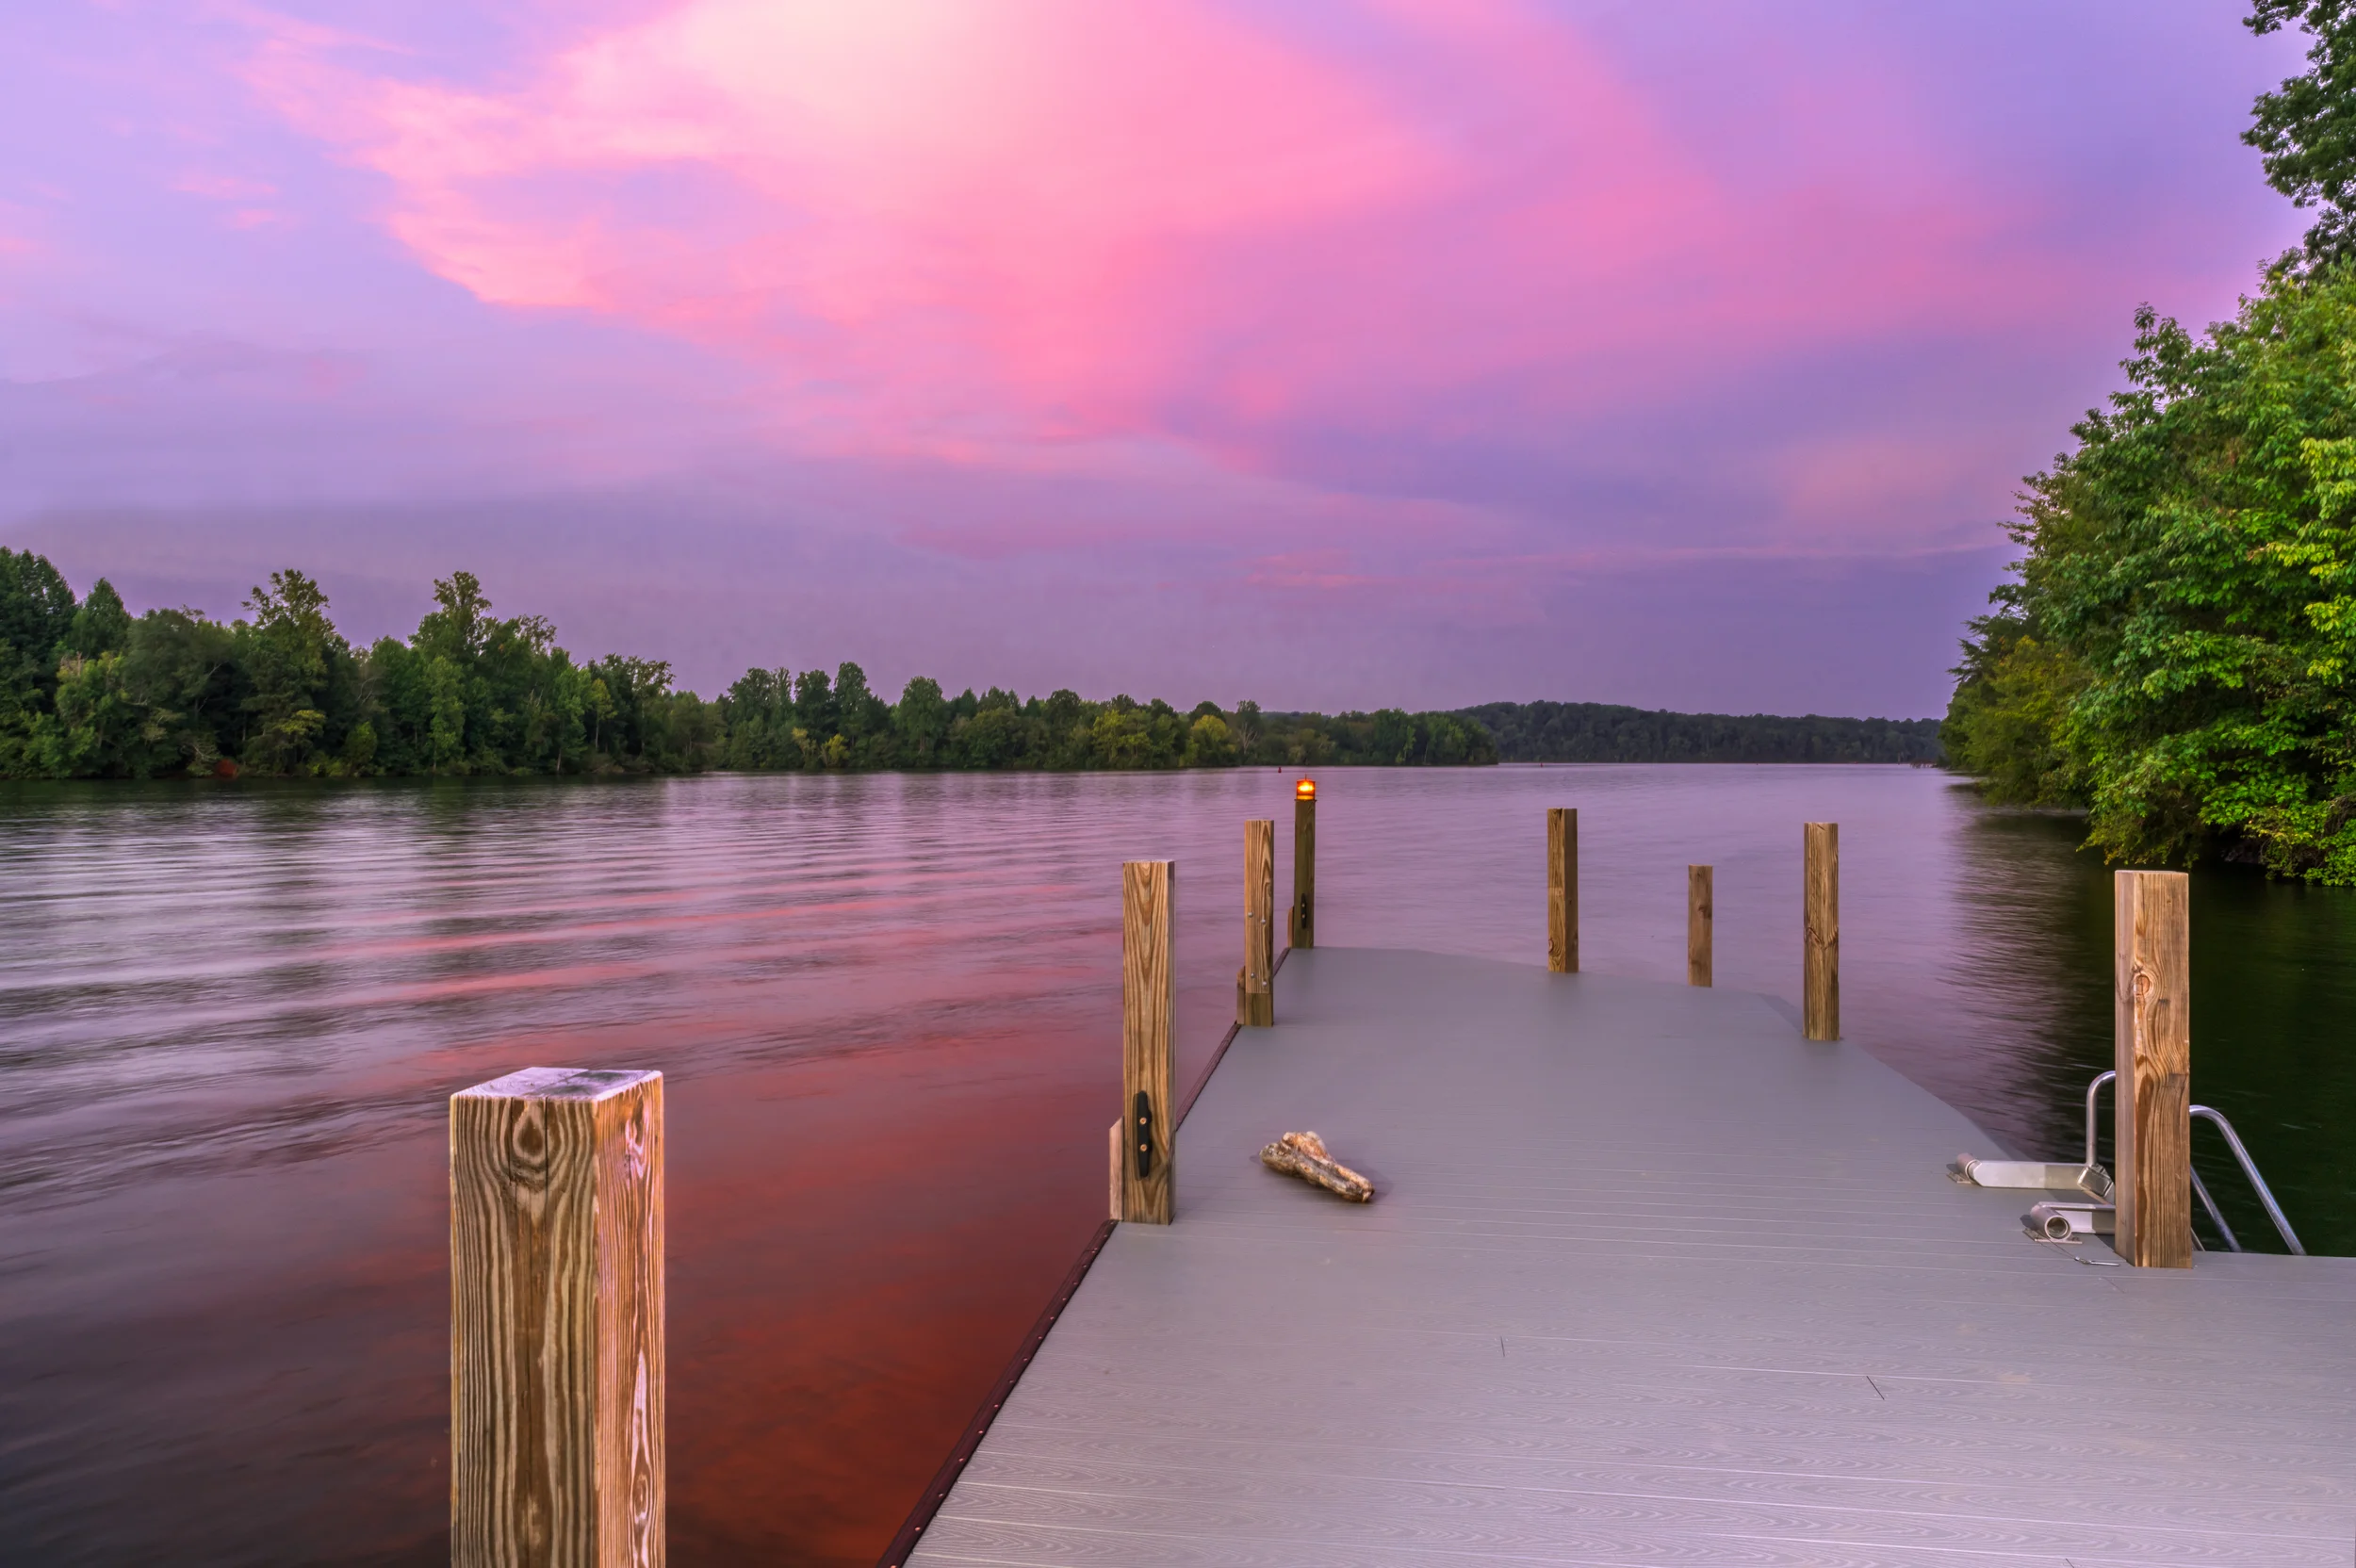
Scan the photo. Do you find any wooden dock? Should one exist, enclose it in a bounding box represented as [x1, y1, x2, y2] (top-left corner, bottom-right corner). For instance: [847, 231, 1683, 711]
[901, 946, 2356, 1567]
[437, 823, 2352, 1567]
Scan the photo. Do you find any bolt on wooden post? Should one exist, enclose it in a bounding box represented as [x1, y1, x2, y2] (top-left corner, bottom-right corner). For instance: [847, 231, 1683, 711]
[1121, 859, 1176, 1224]
[450, 1067, 664, 1568]
[1688, 865, 1713, 987]
[1240, 819, 1275, 1027]
[1288, 779, 1317, 948]
[1546, 808, 1579, 973]
[1803, 824, 1838, 1040]
[2114, 869, 2192, 1267]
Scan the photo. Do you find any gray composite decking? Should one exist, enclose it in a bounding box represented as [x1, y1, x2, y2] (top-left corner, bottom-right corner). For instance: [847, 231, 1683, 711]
[908, 947, 2356, 1567]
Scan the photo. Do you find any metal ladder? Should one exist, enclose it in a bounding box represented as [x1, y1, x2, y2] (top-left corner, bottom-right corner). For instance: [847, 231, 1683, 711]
[2085, 1071, 2305, 1254]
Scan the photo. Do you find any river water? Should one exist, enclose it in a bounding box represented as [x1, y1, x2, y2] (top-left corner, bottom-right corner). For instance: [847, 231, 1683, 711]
[1, 766, 2348, 1564]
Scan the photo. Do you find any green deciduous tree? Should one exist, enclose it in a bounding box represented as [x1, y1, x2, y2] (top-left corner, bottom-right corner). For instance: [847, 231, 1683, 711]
[2247, 1, 2356, 268]
[1948, 270, 2356, 875]
[0, 547, 77, 768]
[240, 570, 348, 775]
[1940, 3, 2356, 877]
[1939, 612, 2085, 805]
[1186, 713, 1237, 766]
[68, 580, 132, 659]
[894, 676, 948, 765]
[122, 609, 239, 774]
[792, 667, 836, 745]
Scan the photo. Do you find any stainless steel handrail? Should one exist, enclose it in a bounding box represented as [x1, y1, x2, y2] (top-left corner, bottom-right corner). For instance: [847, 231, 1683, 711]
[2191, 1105, 2306, 1255]
[2189, 1166, 2239, 1252]
[2082, 1070, 2304, 1255]
[2083, 1069, 2226, 1249]
[2084, 1070, 2113, 1168]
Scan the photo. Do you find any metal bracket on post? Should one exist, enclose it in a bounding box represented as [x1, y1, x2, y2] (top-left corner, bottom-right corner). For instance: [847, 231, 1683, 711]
[1133, 1090, 1154, 1181]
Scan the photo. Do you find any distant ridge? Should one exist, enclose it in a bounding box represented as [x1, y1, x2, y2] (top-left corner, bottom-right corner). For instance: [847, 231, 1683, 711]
[1456, 700, 1943, 765]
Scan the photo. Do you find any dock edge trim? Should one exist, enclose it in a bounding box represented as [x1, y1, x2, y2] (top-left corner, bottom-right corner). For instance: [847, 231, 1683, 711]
[873, 1215, 1118, 1568]
[875, 948, 1290, 1566]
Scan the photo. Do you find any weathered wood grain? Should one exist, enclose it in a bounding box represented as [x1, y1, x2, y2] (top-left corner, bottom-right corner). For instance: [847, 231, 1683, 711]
[1240, 819, 1275, 1027]
[1257, 1131, 1373, 1201]
[450, 1067, 663, 1568]
[1109, 1120, 1121, 1222]
[1546, 808, 1578, 973]
[1121, 860, 1176, 1225]
[1687, 864, 1712, 988]
[2115, 869, 2192, 1267]
[1803, 823, 1838, 1040]
[1289, 796, 1316, 949]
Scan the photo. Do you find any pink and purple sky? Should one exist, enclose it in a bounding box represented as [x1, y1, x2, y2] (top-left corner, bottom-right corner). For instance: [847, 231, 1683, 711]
[0, 2, 2311, 715]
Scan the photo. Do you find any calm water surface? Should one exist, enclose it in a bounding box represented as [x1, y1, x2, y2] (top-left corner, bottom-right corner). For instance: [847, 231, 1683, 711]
[2, 766, 2350, 1564]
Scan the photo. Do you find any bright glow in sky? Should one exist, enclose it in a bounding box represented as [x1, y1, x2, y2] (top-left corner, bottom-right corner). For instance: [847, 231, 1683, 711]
[0, 2, 2309, 713]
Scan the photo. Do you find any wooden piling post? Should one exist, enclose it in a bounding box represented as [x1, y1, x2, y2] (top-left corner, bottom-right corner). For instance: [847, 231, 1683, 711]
[1544, 808, 1579, 973]
[1121, 860, 1176, 1224]
[1241, 819, 1275, 1026]
[1803, 824, 1838, 1040]
[2114, 870, 2192, 1268]
[1289, 781, 1316, 948]
[1688, 865, 1712, 988]
[451, 1068, 664, 1568]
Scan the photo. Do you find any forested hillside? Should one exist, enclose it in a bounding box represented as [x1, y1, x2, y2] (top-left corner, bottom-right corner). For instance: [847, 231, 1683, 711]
[1459, 701, 1943, 764]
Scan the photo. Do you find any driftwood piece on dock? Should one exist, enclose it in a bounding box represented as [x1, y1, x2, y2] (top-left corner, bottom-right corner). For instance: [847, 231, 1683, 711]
[1258, 1131, 1373, 1202]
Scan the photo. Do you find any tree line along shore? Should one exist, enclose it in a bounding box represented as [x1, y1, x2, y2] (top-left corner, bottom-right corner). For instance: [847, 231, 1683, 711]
[1943, 3, 2356, 881]
[0, 551, 1936, 780]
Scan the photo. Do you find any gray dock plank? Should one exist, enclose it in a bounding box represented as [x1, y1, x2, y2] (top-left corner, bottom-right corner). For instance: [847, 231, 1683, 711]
[907, 948, 2356, 1567]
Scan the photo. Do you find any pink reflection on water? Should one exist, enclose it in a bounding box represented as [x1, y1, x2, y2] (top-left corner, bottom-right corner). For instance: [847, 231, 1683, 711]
[665, 1025, 1110, 1560]
[0, 773, 1252, 1564]
[1, 766, 2169, 1564]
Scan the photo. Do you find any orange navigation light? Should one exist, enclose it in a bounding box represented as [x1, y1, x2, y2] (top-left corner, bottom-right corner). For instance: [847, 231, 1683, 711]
[1296, 778, 1317, 802]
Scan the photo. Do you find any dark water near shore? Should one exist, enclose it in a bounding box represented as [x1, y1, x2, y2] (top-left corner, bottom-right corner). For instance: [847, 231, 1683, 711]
[1, 766, 2350, 1564]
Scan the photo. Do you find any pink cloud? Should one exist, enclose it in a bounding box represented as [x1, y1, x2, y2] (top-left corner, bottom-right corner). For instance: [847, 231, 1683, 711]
[243, 3, 2065, 444]
[1241, 549, 1383, 593]
[241, 1, 1464, 466]
[1770, 433, 2009, 548]
[210, 0, 2229, 585]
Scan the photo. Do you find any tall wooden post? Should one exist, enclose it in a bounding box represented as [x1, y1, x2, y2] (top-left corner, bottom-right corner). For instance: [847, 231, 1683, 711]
[1121, 860, 1176, 1224]
[1688, 865, 1713, 987]
[1546, 808, 1578, 973]
[1289, 781, 1317, 949]
[2114, 870, 2192, 1267]
[1803, 824, 1838, 1040]
[1241, 819, 1275, 1026]
[451, 1068, 664, 1568]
